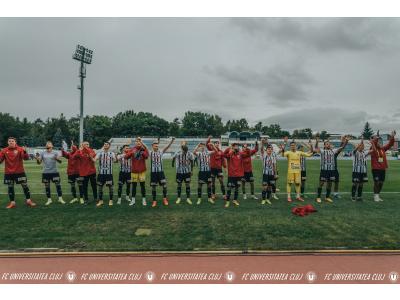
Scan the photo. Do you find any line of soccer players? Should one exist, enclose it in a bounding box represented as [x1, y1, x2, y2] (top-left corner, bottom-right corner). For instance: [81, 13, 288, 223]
[0, 131, 396, 208]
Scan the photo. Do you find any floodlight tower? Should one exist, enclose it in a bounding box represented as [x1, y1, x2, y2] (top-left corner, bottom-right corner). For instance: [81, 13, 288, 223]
[72, 45, 93, 144]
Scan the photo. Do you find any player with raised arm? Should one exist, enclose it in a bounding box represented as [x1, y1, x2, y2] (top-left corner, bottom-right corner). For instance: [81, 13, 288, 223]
[123, 137, 149, 206]
[314, 135, 350, 203]
[241, 142, 259, 200]
[369, 130, 396, 202]
[351, 137, 373, 201]
[94, 141, 117, 207]
[223, 143, 250, 208]
[116, 144, 132, 205]
[61, 140, 84, 204]
[35, 141, 65, 206]
[193, 142, 215, 205]
[172, 141, 195, 205]
[298, 142, 311, 198]
[72, 141, 97, 205]
[0, 137, 36, 208]
[260, 138, 278, 205]
[280, 140, 313, 202]
[149, 137, 175, 207]
[206, 136, 227, 201]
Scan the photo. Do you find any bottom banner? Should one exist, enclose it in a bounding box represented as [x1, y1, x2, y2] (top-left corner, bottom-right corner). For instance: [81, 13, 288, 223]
[0, 252, 399, 284]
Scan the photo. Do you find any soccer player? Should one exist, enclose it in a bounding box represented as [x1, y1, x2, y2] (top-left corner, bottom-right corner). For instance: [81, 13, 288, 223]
[314, 136, 350, 203]
[61, 141, 84, 204]
[369, 130, 396, 202]
[94, 141, 117, 207]
[298, 143, 311, 198]
[73, 141, 97, 205]
[0, 137, 36, 208]
[241, 142, 259, 200]
[35, 141, 65, 206]
[280, 140, 313, 202]
[149, 137, 175, 207]
[351, 138, 373, 201]
[206, 136, 226, 201]
[124, 137, 149, 206]
[116, 144, 132, 205]
[172, 141, 195, 205]
[260, 139, 278, 205]
[223, 143, 250, 208]
[193, 142, 215, 205]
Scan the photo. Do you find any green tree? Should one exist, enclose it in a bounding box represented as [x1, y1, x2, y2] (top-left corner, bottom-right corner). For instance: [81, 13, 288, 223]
[361, 122, 374, 139]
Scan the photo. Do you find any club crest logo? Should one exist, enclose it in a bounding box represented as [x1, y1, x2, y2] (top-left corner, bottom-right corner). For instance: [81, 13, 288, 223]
[145, 271, 155, 282]
[306, 271, 317, 283]
[225, 271, 235, 282]
[389, 271, 399, 283]
[65, 271, 77, 283]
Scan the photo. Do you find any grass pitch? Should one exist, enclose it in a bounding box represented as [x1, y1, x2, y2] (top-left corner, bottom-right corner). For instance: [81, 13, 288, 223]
[0, 158, 399, 251]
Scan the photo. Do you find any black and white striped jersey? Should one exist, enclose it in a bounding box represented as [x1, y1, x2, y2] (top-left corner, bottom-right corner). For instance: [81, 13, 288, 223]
[195, 151, 211, 172]
[300, 155, 306, 171]
[352, 150, 369, 173]
[262, 153, 277, 175]
[319, 149, 339, 171]
[120, 156, 131, 173]
[173, 151, 194, 174]
[96, 150, 116, 175]
[150, 150, 164, 173]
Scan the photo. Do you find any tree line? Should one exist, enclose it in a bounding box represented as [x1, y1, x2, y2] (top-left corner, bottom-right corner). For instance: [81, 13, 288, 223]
[0, 110, 374, 149]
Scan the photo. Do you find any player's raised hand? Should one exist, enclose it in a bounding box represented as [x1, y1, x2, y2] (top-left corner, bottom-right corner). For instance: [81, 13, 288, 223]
[391, 130, 396, 137]
[283, 136, 288, 143]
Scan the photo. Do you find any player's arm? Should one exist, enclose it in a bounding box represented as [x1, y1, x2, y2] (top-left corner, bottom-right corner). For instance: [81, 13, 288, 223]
[35, 152, 42, 164]
[162, 137, 175, 154]
[206, 136, 213, 151]
[223, 146, 233, 158]
[335, 135, 350, 155]
[382, 130, 396, 151]
[260, 138, 267, 156]
[55, 152, 62, 164]
[314, 136, 321, 154]
[0, 149, 4, 164]
[251, 141, 259, 155]
[193, 143, 200, 155]
[171, 153, 176, 168]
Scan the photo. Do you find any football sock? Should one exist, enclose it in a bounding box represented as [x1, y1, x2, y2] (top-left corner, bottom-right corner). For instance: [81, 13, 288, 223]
[250, 182, 255, 195]
[226, 188, 232, 201]
[45, 184, 51, 198]
[262, 189, 267, 200]
[185, 185, 190, 198]
[55, 184, 62, 197]
[108, 185, 113, 200]
[21, 184, 31, 200]
[118, 183, 123, 198]
[8, 184, 15, 201]
[71, 184, 77, 199]
[132, 182, 138, 198]
[126, 182, 131, 197]
[152, 186, 157, 201]
[207, 184, 212, 198]
[162, 185, 167, 198]
[267, 188, 272, 199]
[198, 185, 202, 198]
[177, 184, 182, 198]
[300, 181, 305, 194]
[357, 185, 363, 198]
[98, 185, 104, 200]
[234, 186, 239, 200]
[286, 183, 291, 194]
[351, 184, 356, 198]
[317, 187, 322, 198]
[326, 188, 331, 198]
[140, 182, 146, 197]
[221, 183, 226, 195]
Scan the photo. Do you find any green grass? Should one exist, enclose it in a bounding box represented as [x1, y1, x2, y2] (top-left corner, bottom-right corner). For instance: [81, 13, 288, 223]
[0, 158, 400, 251]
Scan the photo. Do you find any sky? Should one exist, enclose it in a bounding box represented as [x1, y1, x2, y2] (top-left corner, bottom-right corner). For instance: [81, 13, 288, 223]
[1, 17, 400, 134]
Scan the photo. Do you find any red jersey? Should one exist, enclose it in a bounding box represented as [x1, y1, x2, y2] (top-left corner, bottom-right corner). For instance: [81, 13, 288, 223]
[242, 145, 258, 173]
[125, 146, 149, 173]
[0, 146, 29, 174]
[61, 145, 80, 175]
[370, 136, 394, 170]
[223, 148, 250, 177]
[72, 147, 96, 176]
[206, 137, 226, 169]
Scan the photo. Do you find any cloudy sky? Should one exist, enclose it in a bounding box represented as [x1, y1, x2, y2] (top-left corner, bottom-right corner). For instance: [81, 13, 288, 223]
[1, 18, 400, 134]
